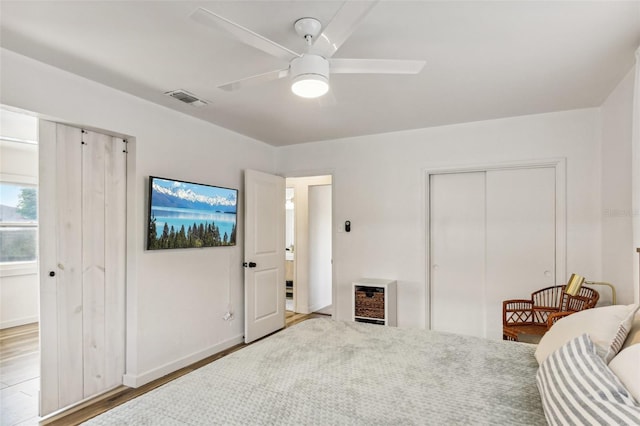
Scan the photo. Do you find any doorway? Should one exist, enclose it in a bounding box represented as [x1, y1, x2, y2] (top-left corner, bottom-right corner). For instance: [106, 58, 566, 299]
[285, 176, 333, 316]
[0, 108, 40, 426]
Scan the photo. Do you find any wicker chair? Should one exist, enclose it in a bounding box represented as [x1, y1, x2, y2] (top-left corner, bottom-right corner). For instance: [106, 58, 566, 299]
[502, 285, 599, 342]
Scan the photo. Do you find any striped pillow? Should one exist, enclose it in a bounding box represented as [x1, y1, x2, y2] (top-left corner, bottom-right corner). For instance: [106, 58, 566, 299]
[536, 334, 640, 425]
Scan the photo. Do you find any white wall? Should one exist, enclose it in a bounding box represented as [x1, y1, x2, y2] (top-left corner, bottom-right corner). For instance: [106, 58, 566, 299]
[0, 48, 277, 386]
[0, 272, 38, 328]
[601, 67, 635, 305]
[278, 108, 614, 327]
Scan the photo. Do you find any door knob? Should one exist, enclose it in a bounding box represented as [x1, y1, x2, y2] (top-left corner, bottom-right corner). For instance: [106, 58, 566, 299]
[49, 271, 56, 277]
[243, 262, 257, 268]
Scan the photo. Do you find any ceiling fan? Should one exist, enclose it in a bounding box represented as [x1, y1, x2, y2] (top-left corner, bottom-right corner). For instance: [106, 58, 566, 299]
[190, 2, 426, 99]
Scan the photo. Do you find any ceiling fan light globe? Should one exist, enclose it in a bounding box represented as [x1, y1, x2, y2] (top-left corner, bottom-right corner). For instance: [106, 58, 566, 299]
[291, 74, 329, 98]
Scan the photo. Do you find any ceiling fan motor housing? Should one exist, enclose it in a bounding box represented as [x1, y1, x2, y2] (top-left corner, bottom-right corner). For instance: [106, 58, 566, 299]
[290, 54, 330, 81]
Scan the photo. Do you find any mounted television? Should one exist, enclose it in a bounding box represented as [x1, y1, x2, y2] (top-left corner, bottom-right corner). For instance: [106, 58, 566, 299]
[147, 176, 238, 250]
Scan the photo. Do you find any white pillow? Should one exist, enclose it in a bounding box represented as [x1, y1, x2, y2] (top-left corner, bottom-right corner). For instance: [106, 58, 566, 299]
[535, 304, 640, 365]
[610, 344, 640, 403]
[622, 311, 640, 349]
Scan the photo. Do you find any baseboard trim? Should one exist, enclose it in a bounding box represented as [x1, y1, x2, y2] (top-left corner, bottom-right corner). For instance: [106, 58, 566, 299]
[40, 385, 126, 425]
[122, 334, 244, 388]
[1, 316, 38, 330]
[309, 303, 331, 314]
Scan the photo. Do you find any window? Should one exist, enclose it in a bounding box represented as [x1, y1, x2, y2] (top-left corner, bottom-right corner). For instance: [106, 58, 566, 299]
[0, 108, 39, 267]
[0, 182, 38, 263]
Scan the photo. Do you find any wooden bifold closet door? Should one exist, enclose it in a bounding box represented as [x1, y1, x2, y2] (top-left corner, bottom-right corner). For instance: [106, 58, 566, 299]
[429, 167, 556, 340]
[39, 121, 126, 416]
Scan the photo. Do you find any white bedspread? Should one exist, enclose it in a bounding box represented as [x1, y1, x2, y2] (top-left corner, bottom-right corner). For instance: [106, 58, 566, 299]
[86, 318, 545, 425]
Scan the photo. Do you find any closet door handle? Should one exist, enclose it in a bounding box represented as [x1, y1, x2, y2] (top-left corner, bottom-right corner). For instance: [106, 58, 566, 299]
[49, 271, 56, 277]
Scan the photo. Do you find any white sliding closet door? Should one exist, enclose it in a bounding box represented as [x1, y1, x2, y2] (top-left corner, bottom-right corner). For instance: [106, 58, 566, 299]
[39, 121, 126, 415]
[430, 172, 486, 337]
[429, 166, 557, 340]
[485, 167, 556, 339]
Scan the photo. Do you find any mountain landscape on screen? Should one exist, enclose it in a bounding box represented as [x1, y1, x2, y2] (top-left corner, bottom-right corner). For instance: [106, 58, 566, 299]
[147, 177, 237, 250]
[152, 180, 237, 213]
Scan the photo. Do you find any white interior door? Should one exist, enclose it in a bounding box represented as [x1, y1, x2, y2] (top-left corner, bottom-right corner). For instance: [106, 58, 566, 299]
[430, 172, 486, 337]
[39, 121, 126, 415]
[244, 169, 285, 343]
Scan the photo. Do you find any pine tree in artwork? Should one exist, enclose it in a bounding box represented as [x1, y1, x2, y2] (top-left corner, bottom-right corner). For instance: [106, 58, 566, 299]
[229, 223, 236, 245]
[168, 226, 176, 249]
[190, 222, 198, 247]
[148, 215, 158, 249]
[187, 225, 193, 247]
[213, 225, 220, 244]
[161, 223, 170, 249]
[204, 223, 214, 247]
[177, 225, 187, 248]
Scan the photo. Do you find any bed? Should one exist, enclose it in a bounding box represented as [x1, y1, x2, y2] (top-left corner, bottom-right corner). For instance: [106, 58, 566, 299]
[85, 306, 640, 425]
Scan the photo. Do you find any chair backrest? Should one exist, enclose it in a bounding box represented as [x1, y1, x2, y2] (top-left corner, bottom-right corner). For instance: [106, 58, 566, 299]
[531, 285, 565, 309]
[529, 285, 599, 324]
[560, 286, 599, 312]
[531, 285, 566, 324]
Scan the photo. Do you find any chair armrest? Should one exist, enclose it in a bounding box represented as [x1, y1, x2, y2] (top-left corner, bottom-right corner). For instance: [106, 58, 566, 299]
[504, 299, 534, 307]
[546, 311, 574, 329]
[503, 300, 533, 325]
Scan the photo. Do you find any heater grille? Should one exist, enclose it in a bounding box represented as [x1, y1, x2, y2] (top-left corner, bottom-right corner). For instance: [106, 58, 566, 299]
[164, 90, 208, 107]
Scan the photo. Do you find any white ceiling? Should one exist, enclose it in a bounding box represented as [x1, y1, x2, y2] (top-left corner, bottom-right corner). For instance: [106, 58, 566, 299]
[1, 1, 639, 146]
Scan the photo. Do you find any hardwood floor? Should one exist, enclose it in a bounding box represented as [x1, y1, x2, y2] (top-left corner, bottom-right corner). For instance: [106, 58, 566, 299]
[41, 312, 326, 425]
[0, 323, 40, 426]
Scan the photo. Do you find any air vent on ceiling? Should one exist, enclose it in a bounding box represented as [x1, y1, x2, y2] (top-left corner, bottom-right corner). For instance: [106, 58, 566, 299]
[164, 89, 208, 107]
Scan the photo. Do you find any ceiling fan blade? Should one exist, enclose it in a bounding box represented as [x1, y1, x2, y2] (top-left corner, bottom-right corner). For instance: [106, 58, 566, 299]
[316, 88, 338, 107]
[218, 69, 290, 92]
[191, 8, 300, 62]
[309, 1, 379, 58]
[330, 58, 426, 74]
